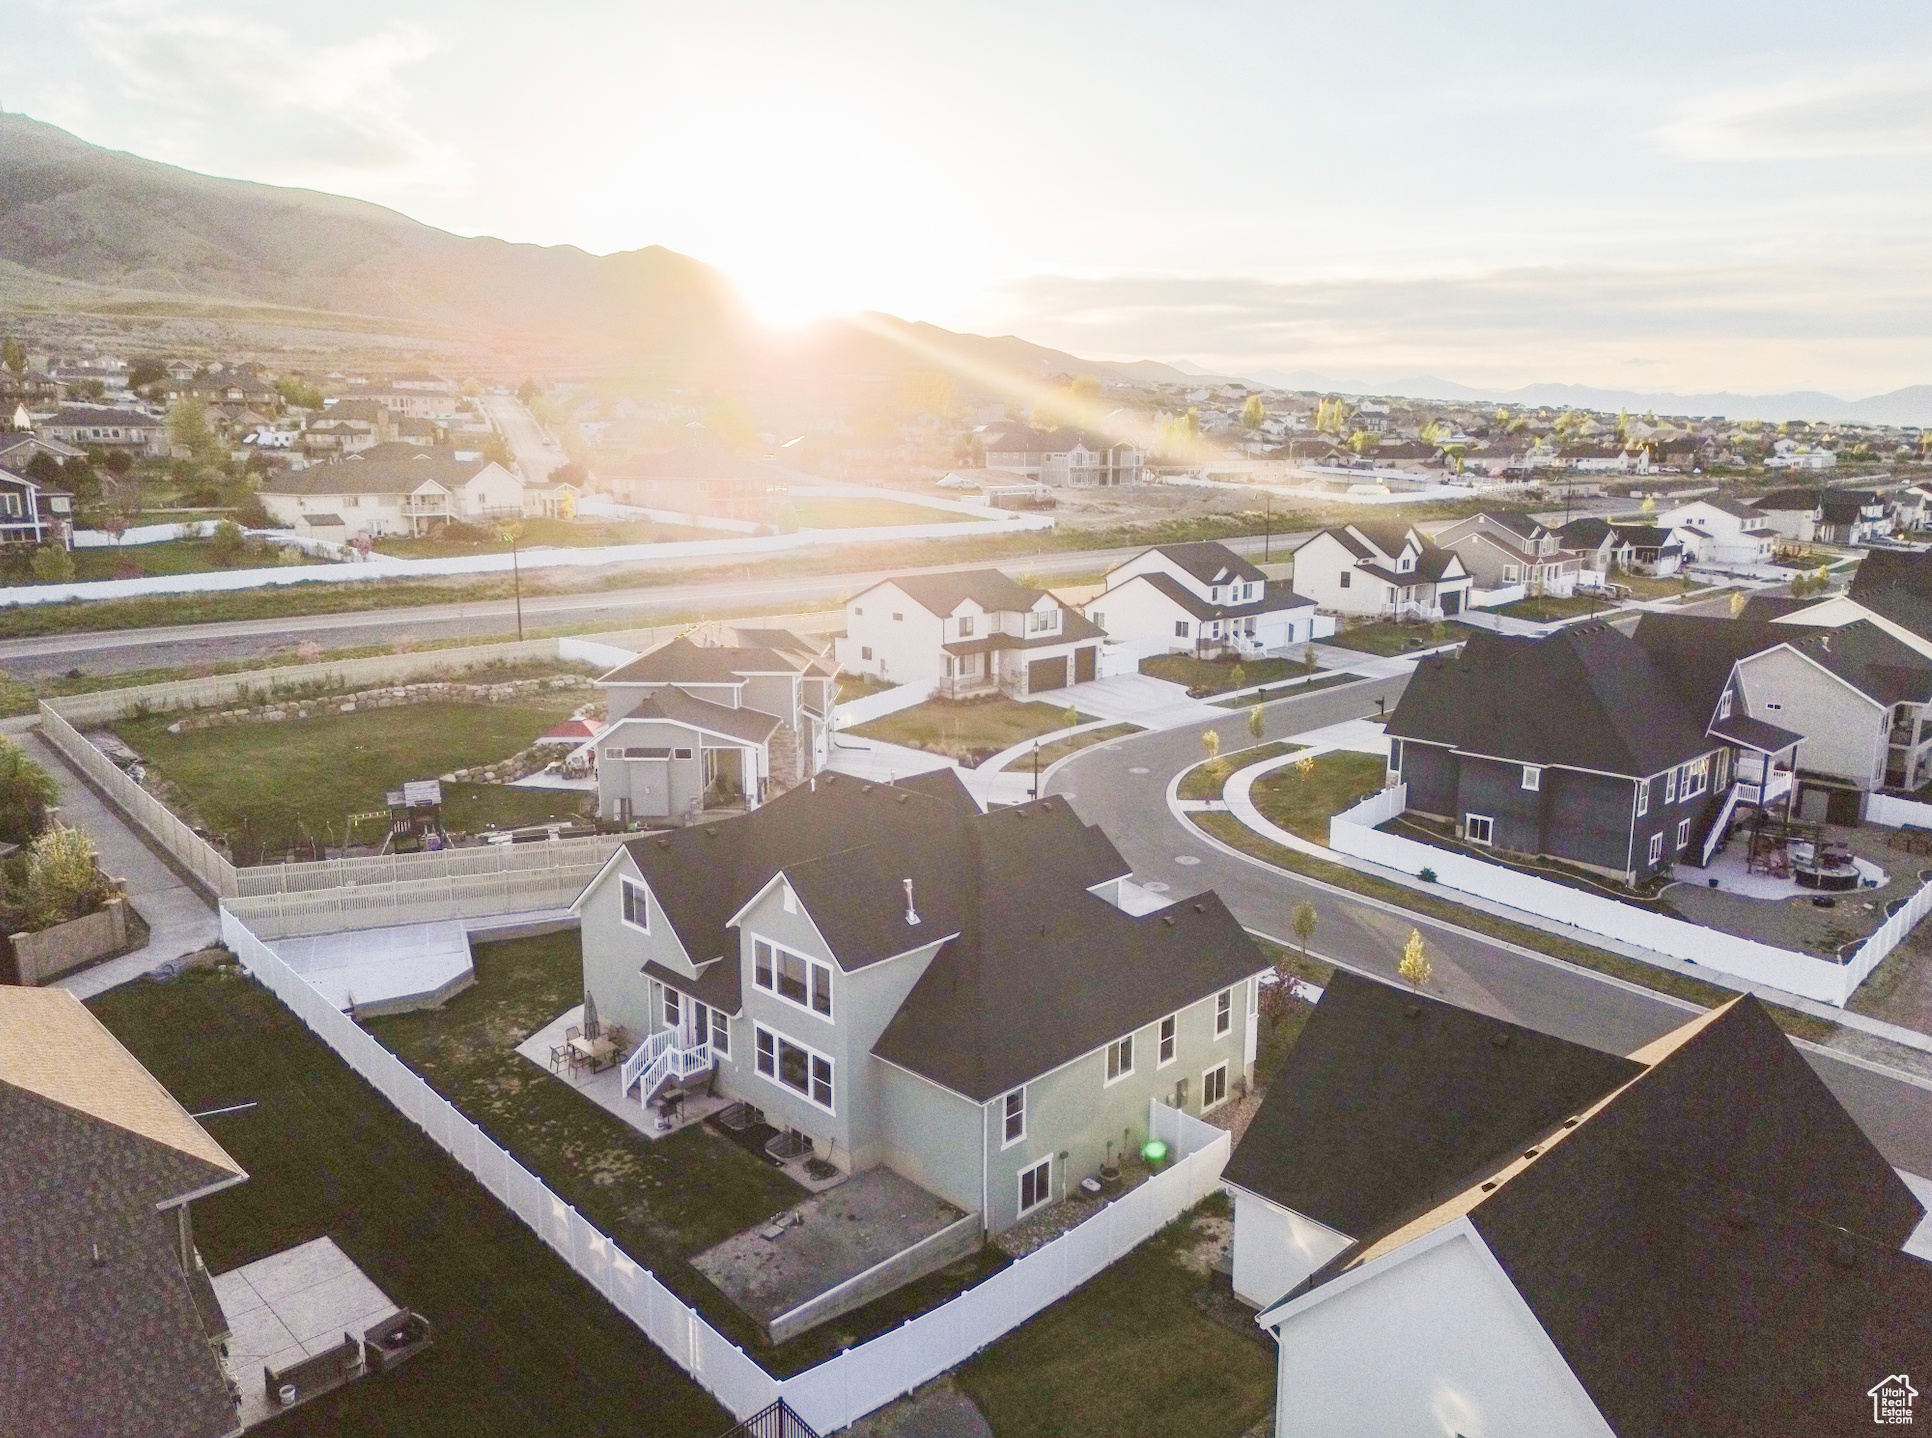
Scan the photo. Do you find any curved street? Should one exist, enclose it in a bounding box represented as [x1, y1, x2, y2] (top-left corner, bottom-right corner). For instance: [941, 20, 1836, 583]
[1044, 670, 1932, 1176]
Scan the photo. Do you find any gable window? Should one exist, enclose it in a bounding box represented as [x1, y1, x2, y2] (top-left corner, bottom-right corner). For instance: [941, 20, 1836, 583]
[1216, 988, 1234, 1035]
[1092, 611, 1105, 629]
[1718, 690, 1733, 721]
[853, 606, 863, 616]
[1636, 779, 1650, 817]
[1019, 1158, 1052, 1215]
[1027, 608, 1060, 634]
[674, 747, 693, 760]
[1202, 1062, 1229, 1112]
[1465, 814, 1494, 846]
[1105, 1034, 1134, 1085]
[1002, 1089, 1026, 1146]
[957, 614, 975, 637]
[754, 1024, 833, 1111]
[1210, 586, 1222, 602]
[1158, 1015, 1177, 1066]
[620, 878, 649, 932]
[1521, 765, 1541, 792]
[1649, 832, 1665, 866]
[753, 939, 832, 1020]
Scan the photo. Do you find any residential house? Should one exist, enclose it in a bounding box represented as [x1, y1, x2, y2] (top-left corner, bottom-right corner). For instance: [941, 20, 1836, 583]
[1606, 522, 1685, 576]
[1766, 440, 1837, 470]
[302, 398, 393, 456]
[1653, 497, 1775, 567]
[0, 430, 86, 471]
[1431, 512, 1581, 596]
[258, 459, 524, 537]
[596, 448, 783, 517]
[1818, 489, 1893, 546]
[1634, 612, 1932, 820]
[594, 631, 836, 822]
[1553, 516, 1634, 582]
[1752, 487, 1827, 545]
[1289, 522, 1474, 620]
[571, 772, 1268, 1230]
[167, 370, 280, 409]
[836, 569, 1108, 698]
[1754, 546, 1932, 666]
[1079, 541, 1321, 657]
[980, 426, 1143, 487]
[0, 465, 74, 548]
[1, 987, 250, 1438]
[335, 385, 459, 421]
[35, 404, 170, 456]
[1235, 973, 1929, 1438]
[1386, 625, 1740, 883]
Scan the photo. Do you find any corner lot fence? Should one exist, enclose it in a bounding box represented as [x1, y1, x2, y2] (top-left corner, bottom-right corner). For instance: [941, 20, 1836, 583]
[1866, 793, 1932, 831]
[220, 908, 1230, 1434]
[1329, 785, 1907, 1006]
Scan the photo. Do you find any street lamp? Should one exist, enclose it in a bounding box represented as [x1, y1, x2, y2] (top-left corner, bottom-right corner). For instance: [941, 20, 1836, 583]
[499, 524, 524, 642]
[1032, 738, 1042, 800]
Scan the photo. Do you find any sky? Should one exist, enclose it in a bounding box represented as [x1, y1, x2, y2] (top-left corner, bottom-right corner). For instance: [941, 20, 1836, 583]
[7, 0, 1932, 397]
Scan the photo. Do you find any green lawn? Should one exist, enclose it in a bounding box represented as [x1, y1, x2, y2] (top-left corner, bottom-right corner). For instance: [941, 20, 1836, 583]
[832, 674, 900, 703]
[53, 539, 326, 583]
[1209, 671, 1362, 708]
[848, 697, 1093, 765]
[118, 699, 583, 858]
[370, 932, 1006, 1374]
[1492, 593, 1611, 621]
[1140, 654, 1315, 696]
[955, 1196, 1274, 1438]
[88, 963, 732, 1437]
[1323, 620, 1472, 656]
[787, 497, 974, 528]
[1177, 740, 1304, 801]
[374, 517, 718, 559]
[1027, 722, 1141, 769]
[1250, 751, 1391, 845]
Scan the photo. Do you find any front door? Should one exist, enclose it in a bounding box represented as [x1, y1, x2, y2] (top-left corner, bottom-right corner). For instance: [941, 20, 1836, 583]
[1442, 589, 1463, 616]
[682, 999, 707, 1049]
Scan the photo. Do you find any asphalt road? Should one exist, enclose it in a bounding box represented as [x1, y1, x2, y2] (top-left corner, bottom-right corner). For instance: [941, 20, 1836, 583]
[1044, 673, 1932, 1176]
[482, 394, 569, 485]
[0, 533, 1309, 679]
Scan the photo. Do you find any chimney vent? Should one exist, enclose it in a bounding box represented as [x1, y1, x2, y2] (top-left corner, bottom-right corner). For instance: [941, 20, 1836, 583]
[903, 879, 920, 926]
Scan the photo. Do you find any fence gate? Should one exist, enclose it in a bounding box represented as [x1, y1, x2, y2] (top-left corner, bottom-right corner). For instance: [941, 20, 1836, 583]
[712, 1400, 821, 1438]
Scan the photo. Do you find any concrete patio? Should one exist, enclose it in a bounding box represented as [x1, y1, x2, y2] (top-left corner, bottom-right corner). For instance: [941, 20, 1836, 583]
[213, 1236, 399, 1430]
[270, 919, 476, 1015]
[514, 1004, 735, 1140]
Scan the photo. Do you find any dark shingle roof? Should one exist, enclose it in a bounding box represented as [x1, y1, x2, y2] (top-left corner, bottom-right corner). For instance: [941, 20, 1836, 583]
[1129, 541, 1266, 586]
[1389, 624, 1715, 776]
[863, 568, 1046, 617]
[601, 635, 817, 684]
[618, 689, 782, 743]
[261, 458, 488, 496]
[617, 776, 1265, 1100]
[1109, 573, 1314, 623]
[1738, 594, 1828, 623]
[1755, 487, 1826, 512]
[1630, 613, 1803, 720]
[1223, 971, 1639, 1242]
[1849, 550, 1932, 643]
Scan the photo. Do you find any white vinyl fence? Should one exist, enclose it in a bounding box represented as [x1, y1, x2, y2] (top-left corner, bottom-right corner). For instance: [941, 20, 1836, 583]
[1468, 584, 1527, 609]
[1330, 785, 1912, 1007]
[1866, 793, 1932, 831]
[220, 908, 1230, 1434]
[832, 678, 938, 731]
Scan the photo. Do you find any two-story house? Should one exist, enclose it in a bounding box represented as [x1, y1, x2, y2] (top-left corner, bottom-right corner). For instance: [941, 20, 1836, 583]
[1818, 489, 1893, 546]
[1231, 974, 1929, 1438]
[571, 771, 1268, 1232]
[1752, 488, 1827, 545]
[36, 404, 171, 456]
[0, 465, 75, 549]
[1653, 497, 1776, 567]
[259, 458, 524, 537]
[1553, 516, 1634, 583]
[836, 569, 1108, 697]
[1387, 625, 1736, 884]
[594, 631, 836, 822]
[1431, 512, 1581, 596]
[981, 426, 1143, 487]
[1289, 522, 1474, 620]
[1079, 541, 1321, 657]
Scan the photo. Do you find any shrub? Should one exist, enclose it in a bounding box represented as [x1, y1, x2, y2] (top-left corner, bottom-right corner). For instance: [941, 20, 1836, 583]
[30, 545, 75, 583]
[24, 823, 107, 929]
[0, 736, 58, 844]
[209, 519, 246, 566]
[1418, 867, 1438, 883]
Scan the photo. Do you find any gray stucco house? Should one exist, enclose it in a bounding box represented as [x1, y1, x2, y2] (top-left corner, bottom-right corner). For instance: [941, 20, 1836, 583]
[570, 769, 1266, 1233]
[594, 631, 836, 823]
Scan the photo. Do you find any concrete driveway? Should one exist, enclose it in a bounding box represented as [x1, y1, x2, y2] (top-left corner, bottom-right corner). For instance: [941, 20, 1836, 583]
[1056, 673, 1225, 728]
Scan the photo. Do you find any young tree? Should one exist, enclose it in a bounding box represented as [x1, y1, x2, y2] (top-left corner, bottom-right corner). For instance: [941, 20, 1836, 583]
[1202, 729, 1221, 763]
[1229, 663, 1246, 691]
[1241, 394, 1266, 430]
[1729, 589, 1747, 618]
[1398, 928, 1432, 989]
[1, 337, 25, 376]
[1292, 900, 1318, 957]
[30, 545, 74, 583]
[25, 823, 104, 929]
[0, 736, 59, 845]
[478, 432, 516, 468]
[208, 518, 246, 567]
[169, 398, 218, 463]
[1248, 704, 1265, 741]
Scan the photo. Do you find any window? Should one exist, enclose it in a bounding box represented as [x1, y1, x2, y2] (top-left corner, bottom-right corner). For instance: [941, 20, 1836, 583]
[624, 746, 671, 759]
[1677, 818, 1691, 850]
[1027, 608, 1060, 634]
[1636, 779, 1650, 817]
[1503, 564, 1520, 582]
[755, 1025, 834, 1111]
[1019, 1158, 1051, 1215]
[663, 986, 681, 1030]
[892, 612, 903, 622]
[621, 878, 649, 931]
[1210, 586, 1222, 602]
[605, 746, 623, 759]
[861, 646, 873, 661]
[1105, 1034, 1134, 1085]
[1202, 1062, 1229, 1112]
[1718, 690, 1734, 721]
[853, 606, 863, 616]
[1522, 765, 1541, 792]
[1465, 814, 1494, 846]
[1664, 768, 1678, 803]
[958, 614, 975, 637]
[1174, 620, 1189, 638]
[1685, 757, 1708, 799]
[710, 1007, 730, 1057]
[1003, 1089, 1025, 1146]
[673, 747, 693, 760]
[1158, 1015, 1177, 1066]
[1092, 611, 1104, 629]
[753, 939, 832, 1020]
[1339, 571, 1351, 589]
[1649, 832, 1664, 865]
[1216, 988, 1234, 1035]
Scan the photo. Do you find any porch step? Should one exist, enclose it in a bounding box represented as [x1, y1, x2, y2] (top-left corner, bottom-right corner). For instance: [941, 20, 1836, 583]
[644, 1073, 685, 1107]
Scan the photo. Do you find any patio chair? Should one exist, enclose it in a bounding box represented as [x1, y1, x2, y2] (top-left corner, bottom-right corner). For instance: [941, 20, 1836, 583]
[548, 1043, 568, 1075]
[565, 1025, 582, 1044]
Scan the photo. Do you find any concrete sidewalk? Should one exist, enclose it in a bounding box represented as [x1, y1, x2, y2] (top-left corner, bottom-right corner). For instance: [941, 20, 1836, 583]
[12, 723, 219, 997]
[1055, 673, 1225, 728]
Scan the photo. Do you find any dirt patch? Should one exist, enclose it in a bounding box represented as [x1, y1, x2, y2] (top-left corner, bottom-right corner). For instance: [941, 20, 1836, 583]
[1174, 1208, 1233, 1275]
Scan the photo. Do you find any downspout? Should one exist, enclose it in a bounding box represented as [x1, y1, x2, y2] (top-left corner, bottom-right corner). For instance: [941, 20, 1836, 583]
[981, 1096, 991, 1232]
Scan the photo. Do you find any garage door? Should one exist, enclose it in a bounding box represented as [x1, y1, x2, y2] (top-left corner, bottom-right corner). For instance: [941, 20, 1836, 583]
[1074, 646, 1097, 683]
[1029, 656, 1069, 693]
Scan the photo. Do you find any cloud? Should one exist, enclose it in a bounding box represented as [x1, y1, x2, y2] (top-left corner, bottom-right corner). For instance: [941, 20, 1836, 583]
[1651, 60, 1932, 160]
[69, 1, 460, 189]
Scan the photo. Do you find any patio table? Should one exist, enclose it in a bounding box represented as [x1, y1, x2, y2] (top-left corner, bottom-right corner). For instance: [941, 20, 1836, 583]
[569, 1035, 617, 1073]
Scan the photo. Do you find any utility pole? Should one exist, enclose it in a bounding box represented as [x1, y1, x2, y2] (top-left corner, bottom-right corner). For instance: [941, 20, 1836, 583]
[1032, 739, 1041, 801]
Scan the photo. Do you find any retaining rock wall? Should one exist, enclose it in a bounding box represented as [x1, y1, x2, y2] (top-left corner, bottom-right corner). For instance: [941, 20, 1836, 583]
[164, 676, 594, 734]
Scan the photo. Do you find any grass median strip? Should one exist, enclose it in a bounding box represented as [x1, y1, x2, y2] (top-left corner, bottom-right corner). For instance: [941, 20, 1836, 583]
[1187, 810, 1839, 1044]
[1177, 740, 1304, 801]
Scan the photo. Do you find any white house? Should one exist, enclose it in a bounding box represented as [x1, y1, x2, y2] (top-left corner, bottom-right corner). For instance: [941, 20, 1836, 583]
[1766, 440, 1836, 470]
[1653, 497, 1775, 567]
[835, 569, 1109, 698]
[1750, 488, 1826, 544]
[1079, 541, 1324, 657]
[1289, 522, 1474, 620]
[259, 458, 525, 537]
[1230, 972, 1930, 1438]
[980, 426, 1143, 487]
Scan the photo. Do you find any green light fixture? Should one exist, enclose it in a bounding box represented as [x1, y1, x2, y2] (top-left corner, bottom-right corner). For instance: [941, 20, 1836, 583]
[1141, 1138, 1169, 1165]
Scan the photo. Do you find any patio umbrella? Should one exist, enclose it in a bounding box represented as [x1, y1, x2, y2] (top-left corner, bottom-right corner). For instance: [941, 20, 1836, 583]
[582, 989, 600, 1042]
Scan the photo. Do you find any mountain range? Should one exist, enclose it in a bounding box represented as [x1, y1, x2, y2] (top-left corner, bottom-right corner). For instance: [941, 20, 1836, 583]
[1, 111, 1925, 423]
